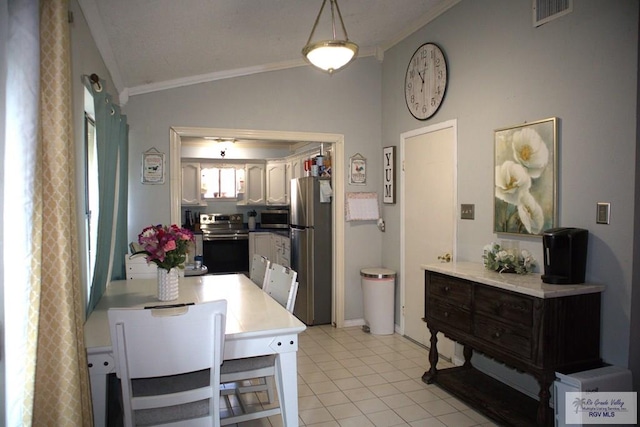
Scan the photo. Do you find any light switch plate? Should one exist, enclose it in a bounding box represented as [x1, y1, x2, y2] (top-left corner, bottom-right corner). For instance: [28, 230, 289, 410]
[596, 202, 610, 224]
[461, 204, 475, 220]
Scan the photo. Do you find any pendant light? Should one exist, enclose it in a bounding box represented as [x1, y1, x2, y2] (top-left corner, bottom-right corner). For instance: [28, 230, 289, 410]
[302, 0, 359, 74]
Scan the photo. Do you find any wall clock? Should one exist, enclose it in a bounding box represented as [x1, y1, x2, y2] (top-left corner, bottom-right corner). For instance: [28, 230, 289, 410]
[404, 42, 448, 120]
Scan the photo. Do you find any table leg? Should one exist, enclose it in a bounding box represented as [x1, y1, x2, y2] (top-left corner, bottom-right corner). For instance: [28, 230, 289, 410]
[536, 372, 554, 426]
[463, 344, 473, 368]
[275, 351, 299, 427]
[90, 372, 108, 427]
[422, 327, 439, 384]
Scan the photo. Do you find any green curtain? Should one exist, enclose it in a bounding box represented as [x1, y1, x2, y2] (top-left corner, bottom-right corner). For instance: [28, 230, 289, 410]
[86, 78, 128, 314]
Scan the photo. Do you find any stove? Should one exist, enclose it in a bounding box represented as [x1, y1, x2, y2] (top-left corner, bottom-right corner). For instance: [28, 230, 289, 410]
[199, 213, 248, 241]
[199, 213, 249, 274]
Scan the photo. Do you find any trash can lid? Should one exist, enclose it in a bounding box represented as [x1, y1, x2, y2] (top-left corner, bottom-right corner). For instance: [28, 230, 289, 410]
[360, 268, 396, 278]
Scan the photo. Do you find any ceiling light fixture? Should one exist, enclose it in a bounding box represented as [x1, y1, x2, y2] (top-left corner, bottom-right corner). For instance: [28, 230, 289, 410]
[302, 0, 358, 74]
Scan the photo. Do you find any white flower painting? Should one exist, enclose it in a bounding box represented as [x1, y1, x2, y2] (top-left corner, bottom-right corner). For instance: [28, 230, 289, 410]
[494, 118, 557, 235]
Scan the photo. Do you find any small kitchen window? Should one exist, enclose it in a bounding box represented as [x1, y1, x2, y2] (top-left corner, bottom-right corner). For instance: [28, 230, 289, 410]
[201, 164, 245, 199]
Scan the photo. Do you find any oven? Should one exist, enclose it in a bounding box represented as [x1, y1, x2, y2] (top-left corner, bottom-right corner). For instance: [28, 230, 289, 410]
[200, 213, 249, 274]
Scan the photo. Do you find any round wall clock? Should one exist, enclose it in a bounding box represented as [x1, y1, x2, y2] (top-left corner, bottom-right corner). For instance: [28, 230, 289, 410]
[404, 43, 448, 120]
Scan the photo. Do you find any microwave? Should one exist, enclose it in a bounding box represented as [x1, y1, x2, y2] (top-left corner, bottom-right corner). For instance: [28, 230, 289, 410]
[260, 209, 289, 229]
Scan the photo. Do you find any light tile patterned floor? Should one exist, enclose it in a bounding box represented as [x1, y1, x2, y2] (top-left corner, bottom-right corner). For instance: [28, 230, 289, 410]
[225, 325, 499, 427]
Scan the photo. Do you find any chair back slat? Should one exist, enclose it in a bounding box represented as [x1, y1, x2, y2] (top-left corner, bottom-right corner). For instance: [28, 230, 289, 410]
[263, 263, 298, 312]
[249, 254, 270, 288]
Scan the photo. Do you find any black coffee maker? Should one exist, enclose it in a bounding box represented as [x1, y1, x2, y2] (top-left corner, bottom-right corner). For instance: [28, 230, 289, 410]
[541, 228, 588, 284]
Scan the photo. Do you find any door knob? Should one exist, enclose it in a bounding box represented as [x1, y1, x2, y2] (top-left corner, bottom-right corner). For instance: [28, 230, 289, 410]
[437, 253, 452, 263]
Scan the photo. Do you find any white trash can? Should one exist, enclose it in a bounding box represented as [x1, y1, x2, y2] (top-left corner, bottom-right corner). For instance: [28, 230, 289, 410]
[361, 268, 396, 335]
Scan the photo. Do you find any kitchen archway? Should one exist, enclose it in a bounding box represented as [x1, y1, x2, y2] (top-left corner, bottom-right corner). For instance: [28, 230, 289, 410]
[169, 126, 346, 327]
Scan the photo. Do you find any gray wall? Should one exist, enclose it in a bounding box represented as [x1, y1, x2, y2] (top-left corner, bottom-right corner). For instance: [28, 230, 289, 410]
[122, 61, 383, 321]
[69, 0, 639, 387]
[69, 0, 118, 301]
[381, 0, 638, 373]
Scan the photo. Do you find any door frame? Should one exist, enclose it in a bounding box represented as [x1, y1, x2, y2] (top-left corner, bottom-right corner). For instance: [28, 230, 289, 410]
[169, 127, 346, 327]
[399, 119, 458, 335]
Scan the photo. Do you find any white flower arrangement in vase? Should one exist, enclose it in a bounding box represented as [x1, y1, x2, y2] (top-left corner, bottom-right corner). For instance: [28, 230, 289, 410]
[482, 242, 536, 274]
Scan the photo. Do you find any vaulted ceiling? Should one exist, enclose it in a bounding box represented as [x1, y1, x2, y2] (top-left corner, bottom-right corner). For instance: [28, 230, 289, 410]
[77, 0, 459, 102]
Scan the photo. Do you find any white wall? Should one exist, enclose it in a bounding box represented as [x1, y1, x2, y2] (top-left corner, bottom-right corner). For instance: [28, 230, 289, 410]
[381, 0, 638, 369]
[122, 60, 383, 321]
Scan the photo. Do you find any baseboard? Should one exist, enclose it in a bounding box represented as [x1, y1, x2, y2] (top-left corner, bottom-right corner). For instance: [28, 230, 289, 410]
[343, 318, 365, 328]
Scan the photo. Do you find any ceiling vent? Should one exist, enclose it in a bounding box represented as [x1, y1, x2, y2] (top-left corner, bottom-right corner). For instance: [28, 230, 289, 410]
[533, 0, 573, 27]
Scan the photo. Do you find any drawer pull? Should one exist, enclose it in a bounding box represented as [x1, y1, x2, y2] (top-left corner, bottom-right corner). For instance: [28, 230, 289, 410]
[443, 311, 450, 318]
[493, 331, 501, 339]
[443, 286, 450, 293]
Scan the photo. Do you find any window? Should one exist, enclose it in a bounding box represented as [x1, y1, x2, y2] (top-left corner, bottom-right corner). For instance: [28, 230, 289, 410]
[200, 164, 245, 199]
[84, 113, 98, 303]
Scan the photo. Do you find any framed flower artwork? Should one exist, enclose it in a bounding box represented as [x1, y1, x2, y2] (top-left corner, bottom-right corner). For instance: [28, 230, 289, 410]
[494, 117, 558, 235]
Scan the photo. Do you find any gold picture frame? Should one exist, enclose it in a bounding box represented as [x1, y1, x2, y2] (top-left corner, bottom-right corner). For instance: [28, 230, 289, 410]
[494, 117, 558, 235]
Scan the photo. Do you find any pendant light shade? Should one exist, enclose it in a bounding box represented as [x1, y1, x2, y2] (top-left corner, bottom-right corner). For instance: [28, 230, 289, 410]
[302, 0, 359, 74]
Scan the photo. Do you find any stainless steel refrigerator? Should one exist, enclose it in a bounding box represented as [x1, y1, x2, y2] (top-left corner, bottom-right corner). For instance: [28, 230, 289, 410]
[290, 176, 332, 325]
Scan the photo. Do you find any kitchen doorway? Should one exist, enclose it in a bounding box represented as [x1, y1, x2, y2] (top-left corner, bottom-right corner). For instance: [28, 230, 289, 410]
[401, 120, 457, 359]
[168, 127, 347, 327]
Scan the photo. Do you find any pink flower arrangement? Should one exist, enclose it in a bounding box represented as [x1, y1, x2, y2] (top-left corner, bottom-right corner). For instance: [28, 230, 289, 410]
[138, 224, 194, 271]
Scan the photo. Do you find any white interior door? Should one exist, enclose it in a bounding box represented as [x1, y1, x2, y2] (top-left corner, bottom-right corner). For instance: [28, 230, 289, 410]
[401, 121, 456, 359]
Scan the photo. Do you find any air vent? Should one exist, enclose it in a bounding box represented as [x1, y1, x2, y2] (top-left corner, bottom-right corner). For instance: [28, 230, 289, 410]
[533, 0, 572, 27]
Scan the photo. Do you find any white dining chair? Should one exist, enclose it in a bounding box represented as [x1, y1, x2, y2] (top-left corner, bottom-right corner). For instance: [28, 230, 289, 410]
[108, 300, 227, 427]
[262, 263, 298, 312]
[125, 254, 157, 280]
[219, 264, 298, 424]
[249, 254, 270, 288]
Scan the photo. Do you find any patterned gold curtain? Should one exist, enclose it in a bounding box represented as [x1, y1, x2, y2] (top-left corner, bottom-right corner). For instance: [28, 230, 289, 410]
[28, 0, 93, 425]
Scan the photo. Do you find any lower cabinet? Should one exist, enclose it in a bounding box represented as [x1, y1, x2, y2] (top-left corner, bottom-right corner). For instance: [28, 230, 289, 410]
[272, 234, 290, 268]
[249, 232, 290, 269]
[422, 266, 603, 427]
[249, 232, 272, 261]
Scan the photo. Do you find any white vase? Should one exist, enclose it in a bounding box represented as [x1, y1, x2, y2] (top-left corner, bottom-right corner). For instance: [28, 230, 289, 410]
[157, 267, 179, 301]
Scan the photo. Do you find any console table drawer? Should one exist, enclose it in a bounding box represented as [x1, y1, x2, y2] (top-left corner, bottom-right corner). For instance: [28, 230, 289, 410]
[428, 298, 472, 333]
[474, 315, 532, 359]
[475, 286, 533, 327]
[429, 273, 472, 308]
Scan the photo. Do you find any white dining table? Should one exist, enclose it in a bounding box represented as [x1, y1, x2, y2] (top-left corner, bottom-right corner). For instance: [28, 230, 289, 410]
[84, 273, 306, 427]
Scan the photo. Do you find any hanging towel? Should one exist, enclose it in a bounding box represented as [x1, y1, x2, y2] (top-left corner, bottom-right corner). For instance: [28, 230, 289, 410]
[320, 180, 333, 203]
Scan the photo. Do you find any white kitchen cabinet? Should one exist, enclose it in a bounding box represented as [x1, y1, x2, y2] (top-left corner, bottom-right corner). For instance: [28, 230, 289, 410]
[249, 232, 272, 261]
[244, 163, 266, 205]
[288, 156, 303, 180]
[266, 160, 288, 205]
[181, 162, 203, 205]
[272, 234, 291, 268]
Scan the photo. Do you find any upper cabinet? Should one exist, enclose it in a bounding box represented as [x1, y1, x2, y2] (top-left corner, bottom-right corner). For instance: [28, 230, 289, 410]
[266, 159, 288, 205]
[244, 163, 266, 205]
[181, 148, 331, 207]
[181, 162, 204, 206]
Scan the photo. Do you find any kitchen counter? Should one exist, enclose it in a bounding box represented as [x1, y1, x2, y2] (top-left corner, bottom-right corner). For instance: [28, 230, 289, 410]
[421, 261, 604, 298]
[249, 227, 290, 237]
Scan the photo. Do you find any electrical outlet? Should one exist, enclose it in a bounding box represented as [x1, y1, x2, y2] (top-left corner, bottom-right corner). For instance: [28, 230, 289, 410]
[461, 204, 475, 220]
[596, 202, 610, 224]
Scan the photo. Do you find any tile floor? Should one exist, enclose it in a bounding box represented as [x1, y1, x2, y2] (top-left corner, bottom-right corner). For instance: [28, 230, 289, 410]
[224, 325, 499, 427]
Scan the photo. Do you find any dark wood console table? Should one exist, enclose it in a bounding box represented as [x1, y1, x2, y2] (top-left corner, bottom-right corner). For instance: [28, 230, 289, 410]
[421, 262, 604, 426]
